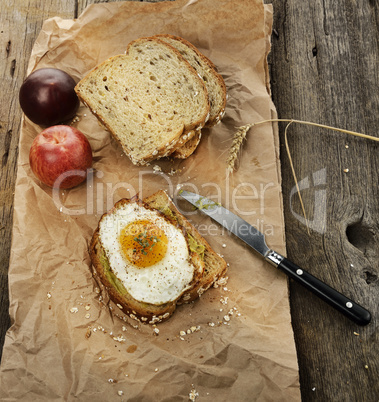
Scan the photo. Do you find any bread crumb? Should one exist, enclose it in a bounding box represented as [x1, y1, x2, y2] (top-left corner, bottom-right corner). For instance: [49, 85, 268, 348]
[189, 388, 199, 401]
[213, 276, 228, 288]
[179, 326, 200, 338]
[113, 335, 126, 342]
[85, 328, 91, 339]
[70, 307, 78, 313]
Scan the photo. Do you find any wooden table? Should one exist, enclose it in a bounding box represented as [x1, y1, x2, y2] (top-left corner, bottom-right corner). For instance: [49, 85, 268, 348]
[1, 1, 378, 400]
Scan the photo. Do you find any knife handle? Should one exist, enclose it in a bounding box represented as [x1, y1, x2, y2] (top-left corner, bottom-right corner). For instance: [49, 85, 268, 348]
[265, 251, 371, 326]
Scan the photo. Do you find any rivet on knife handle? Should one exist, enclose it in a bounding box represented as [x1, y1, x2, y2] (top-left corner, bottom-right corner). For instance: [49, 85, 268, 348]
[264, 250, 372, 326]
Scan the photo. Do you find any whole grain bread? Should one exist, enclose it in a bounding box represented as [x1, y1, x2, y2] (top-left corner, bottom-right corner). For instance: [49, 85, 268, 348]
[156, 34, 226, 159]
[90, 191, 227, 324]
[144, 190, 228, 303]
[155, 34, 227, 127]
[75, 37, 210, 165]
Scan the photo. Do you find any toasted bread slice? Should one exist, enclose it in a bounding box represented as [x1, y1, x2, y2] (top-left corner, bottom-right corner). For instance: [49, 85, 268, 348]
[75, 37, 210, 165]
[155, 34, 227, 128]
[144, 190, 228, 303]
[90, 192, 227, 324]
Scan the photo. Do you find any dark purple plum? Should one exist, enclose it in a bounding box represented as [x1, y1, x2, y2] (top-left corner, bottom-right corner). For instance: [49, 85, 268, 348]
[19, 68, 79, 126]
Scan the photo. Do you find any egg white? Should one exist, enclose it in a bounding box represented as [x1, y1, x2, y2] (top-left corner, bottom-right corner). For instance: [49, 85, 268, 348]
[99, 202, 196, 305]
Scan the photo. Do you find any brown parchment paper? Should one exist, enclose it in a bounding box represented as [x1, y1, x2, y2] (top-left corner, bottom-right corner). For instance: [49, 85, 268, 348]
[0, 1, 300, 400]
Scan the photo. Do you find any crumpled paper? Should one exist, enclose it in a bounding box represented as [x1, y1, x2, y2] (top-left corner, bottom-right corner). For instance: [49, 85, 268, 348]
[0, 1, 300, 400]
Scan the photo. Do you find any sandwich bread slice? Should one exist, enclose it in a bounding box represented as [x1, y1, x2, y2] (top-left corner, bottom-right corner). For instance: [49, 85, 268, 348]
[155, 34, 227, 128]
[90, 191, 227, 324]
[156, 34, 227, 159]
[75, 37, 210, 165]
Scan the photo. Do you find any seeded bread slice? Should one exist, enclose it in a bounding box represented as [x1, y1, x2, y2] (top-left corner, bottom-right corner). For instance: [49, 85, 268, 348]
[90, 192, 227, 324]
[90, 195, 205, 324]
[155, 34, 227, 128]
[144, 190, 228, 303]
[75, 37, 210, 165]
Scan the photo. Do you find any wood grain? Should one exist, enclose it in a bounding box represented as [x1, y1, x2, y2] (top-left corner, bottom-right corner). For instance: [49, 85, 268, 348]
[267, 0, 379, 400]
[1, 1, 378, 401]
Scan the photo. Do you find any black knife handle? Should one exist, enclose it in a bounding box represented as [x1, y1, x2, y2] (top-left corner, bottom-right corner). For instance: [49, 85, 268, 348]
[265, 251, 371, 326]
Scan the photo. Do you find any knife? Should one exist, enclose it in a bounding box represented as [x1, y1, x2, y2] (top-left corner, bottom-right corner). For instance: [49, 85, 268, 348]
[178, 190, 371, 326]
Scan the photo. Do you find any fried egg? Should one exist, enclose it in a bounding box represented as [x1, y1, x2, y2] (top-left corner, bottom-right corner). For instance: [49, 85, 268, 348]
[99, 201, 197, 305]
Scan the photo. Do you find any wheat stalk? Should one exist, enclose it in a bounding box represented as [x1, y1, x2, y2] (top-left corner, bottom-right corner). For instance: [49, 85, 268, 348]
[227, 118, 379, 233]
[227, 118, 379, 174]
[226, 123, 253, 176]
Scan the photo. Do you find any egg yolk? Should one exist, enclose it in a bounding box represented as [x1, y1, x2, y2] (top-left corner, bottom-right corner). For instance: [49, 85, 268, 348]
[119, 220, 168, 268]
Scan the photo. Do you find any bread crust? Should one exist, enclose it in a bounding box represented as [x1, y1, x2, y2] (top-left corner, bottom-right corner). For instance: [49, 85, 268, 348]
[170, 130, 202, 159]
[89, 192, 227, 323]
[154, 34, 227, 127]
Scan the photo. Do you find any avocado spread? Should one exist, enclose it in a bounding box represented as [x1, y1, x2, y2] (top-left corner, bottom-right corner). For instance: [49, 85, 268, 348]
[99, 252, 128, 296]
[187, 234, 205, 260]
[160, 205, 177, 221]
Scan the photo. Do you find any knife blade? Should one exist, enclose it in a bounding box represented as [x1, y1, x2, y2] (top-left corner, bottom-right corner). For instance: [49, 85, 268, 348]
[178, 190, 371, 326]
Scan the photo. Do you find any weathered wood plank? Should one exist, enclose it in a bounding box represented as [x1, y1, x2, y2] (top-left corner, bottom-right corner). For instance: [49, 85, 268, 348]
[267, 0, 379, 400]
